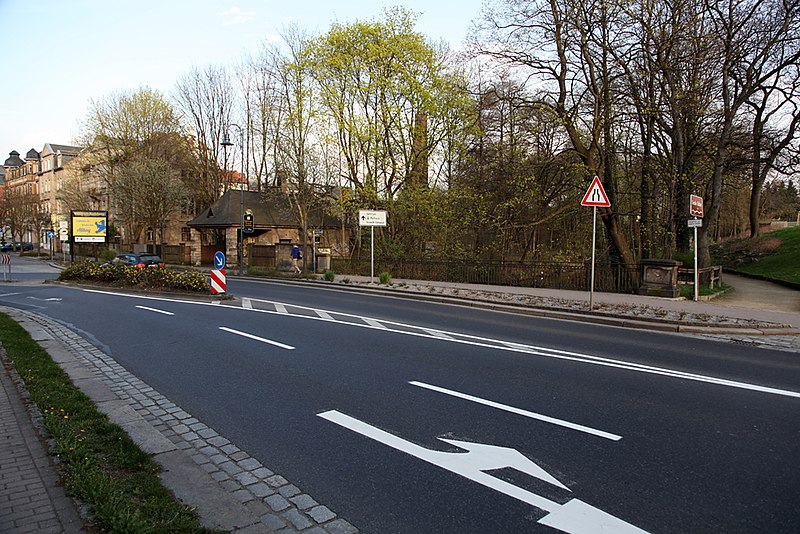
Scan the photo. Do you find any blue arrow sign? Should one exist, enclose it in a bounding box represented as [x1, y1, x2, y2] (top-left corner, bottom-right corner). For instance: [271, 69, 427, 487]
[214, 251, 226, 270]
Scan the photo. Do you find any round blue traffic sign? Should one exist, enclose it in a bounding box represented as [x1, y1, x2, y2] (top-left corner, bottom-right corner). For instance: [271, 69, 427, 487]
[214, 251, 226, 270]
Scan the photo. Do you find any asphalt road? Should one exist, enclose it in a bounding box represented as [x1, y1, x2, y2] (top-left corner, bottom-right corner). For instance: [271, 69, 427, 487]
[1, 259, 799, 533]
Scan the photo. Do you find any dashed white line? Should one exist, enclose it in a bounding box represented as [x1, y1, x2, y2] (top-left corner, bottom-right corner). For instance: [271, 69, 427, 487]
[219, 327, 295, 350]
[409, 381, 622, 441]
[136, 305, 174, 316]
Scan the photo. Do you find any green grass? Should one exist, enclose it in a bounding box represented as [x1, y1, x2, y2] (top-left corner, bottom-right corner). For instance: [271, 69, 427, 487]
[0, 314, 217, 533]
[715, 226, 800, 286]
[679, 282, 730, 299]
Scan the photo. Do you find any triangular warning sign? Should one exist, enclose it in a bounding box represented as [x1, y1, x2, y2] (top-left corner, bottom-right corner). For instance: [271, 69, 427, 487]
[581, 176, 611, 207]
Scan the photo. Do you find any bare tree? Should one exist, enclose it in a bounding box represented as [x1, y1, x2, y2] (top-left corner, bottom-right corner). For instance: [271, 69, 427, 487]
[112, 157, 185, 247]
[173, 65, 235, 211]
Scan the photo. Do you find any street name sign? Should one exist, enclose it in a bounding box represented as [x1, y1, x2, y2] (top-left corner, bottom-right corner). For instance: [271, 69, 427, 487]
[359, 210, 387, 227]
[687, 219, 703, 228]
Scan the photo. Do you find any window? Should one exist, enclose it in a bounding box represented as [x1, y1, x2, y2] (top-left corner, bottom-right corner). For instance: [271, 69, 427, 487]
[181, 227, 192, 242]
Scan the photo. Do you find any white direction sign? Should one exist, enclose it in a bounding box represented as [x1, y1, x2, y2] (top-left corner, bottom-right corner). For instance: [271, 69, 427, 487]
[358, 210, 387, 227]
[687, 219, 703, 228]
[319, 410, 647, 534]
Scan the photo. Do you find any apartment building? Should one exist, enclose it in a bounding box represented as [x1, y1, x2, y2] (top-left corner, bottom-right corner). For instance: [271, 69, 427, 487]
[2, 144, 86, 248]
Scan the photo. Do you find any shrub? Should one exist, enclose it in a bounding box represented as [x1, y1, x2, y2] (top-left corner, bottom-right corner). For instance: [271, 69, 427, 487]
[379, 271, 392, 285]
[324, 270, 336, 282]
[58, 260, 210, 293]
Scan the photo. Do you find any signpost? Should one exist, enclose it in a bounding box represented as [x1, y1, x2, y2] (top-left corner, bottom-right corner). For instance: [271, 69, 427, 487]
[1, 253, 10, 281]
[47, 230, 55, 261]
[688, 195, 704, 301]
[359, 210, 388, 283]
[580, 177, 611, 310]
[211, 252, 227, 295]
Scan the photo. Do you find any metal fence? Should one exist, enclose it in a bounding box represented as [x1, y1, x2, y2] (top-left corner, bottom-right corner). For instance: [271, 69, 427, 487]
[330, 257, 640, 294]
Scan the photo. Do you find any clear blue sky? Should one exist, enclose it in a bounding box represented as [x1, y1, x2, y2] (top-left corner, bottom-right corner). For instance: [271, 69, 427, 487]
[0, 0, 484, 159]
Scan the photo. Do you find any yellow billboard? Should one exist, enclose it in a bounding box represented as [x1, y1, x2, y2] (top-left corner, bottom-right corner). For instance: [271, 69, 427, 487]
[71, 210, 108, 243]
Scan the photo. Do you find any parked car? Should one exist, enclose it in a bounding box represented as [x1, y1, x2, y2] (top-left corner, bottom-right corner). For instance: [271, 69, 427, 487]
[0, 242, 33, 252]
[103, 253, 165, 268]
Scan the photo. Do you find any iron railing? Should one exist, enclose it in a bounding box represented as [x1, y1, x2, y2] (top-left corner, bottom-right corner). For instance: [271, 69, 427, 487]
[330, 258, 640, 294]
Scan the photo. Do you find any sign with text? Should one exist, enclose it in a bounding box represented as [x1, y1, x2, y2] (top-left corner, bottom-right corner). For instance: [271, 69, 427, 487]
[71, 210, 108, 243]
[359, 210, 388, 227]
[690, 195, 704, 218]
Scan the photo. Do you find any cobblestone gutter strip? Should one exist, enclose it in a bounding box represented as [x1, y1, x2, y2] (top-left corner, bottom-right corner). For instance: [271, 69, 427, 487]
[3, 307, 359, 534]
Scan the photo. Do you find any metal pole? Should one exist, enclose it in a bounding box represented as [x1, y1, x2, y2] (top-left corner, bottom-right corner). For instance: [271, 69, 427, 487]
[693, 224, 699, 302]
[371, 226, 375, 283]
[240, 132, 244, 276]
[589, 206, 597, 310]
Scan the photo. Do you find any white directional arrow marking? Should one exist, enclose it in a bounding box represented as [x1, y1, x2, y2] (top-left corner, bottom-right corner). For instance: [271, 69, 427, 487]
[318, 410, 648, 534]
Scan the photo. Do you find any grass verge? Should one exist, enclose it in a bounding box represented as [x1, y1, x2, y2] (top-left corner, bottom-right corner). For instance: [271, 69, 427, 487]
[713, 226, 800, 286]
[0, 313, 217, 533]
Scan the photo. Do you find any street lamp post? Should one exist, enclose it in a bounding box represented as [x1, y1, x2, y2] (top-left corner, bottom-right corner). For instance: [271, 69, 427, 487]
[222, 123, 246, 275]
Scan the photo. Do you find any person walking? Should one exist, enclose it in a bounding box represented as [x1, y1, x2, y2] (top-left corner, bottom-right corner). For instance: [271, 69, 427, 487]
[291, 245, 302, 273]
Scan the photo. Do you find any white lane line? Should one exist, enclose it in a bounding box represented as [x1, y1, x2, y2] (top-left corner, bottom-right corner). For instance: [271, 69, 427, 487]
[363, 318, 387, 329]
[219, 327, 295, 350]
[242, 298, 253, 309]
[410, 381, 622, 441]
[135, 305, 175, 316]
[274, 303, 288, 314]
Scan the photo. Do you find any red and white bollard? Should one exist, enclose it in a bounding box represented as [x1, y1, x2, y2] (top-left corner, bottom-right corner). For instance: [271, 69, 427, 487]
[210, 269, 226, 294]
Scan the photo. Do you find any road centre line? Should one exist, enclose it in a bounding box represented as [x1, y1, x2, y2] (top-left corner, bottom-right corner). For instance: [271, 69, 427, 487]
[274, 303, 288, 314]
[82, 289, 800, 399]
[242, 298, 253, 309]
[316, 310, 335, 321]
[219, 327, 295, 350]
[410, 381, 622, 441]
[135, 305, 174, 316]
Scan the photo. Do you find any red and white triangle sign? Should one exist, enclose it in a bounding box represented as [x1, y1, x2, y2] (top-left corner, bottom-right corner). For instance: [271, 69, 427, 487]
[581, 176, 611, 207]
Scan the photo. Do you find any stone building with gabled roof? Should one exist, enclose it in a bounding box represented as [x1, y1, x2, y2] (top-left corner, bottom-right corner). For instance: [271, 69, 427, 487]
[187, 188, 344, 268]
